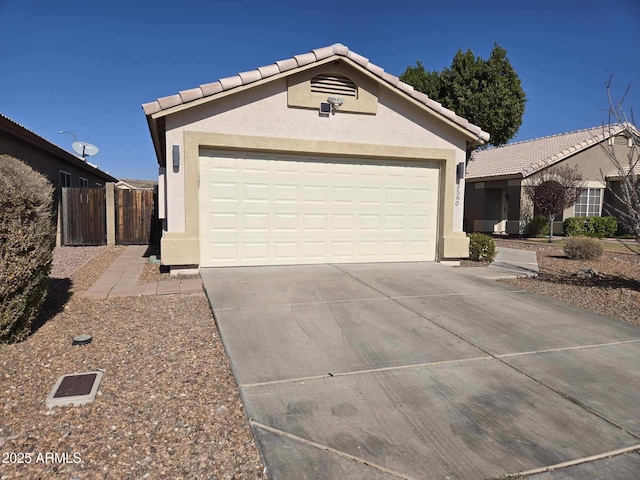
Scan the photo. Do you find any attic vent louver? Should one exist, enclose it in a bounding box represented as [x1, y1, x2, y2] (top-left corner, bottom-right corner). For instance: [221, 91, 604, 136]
[613, 135, 630, 146]
[311, 74, 357, 98]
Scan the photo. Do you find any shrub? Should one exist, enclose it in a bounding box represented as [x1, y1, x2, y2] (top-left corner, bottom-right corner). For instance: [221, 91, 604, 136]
[468, 233, 496, 262]
[0, 155, 56, 343]
[524, 215, 549, 237]
[564, 236, 604, 260]
[563, 216, 617, 238]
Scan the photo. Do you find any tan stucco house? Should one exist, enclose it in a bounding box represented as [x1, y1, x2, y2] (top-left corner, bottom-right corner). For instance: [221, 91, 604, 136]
[142, 43, 489, 271]
[465, 124, 636, 235]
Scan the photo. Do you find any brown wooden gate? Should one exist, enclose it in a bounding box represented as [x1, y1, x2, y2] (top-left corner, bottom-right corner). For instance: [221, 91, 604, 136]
[115, 189, 155, 245]
[60, 188, 107, 246]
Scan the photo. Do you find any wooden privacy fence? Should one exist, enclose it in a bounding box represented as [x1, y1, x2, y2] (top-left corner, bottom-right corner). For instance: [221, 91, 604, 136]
[60, 186, 157, 246]
[60, 188, 107, 246]
[115, 189, 155, 245]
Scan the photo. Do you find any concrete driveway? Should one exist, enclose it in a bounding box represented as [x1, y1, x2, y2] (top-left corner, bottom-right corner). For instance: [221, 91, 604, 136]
[201, 261, 640, 480]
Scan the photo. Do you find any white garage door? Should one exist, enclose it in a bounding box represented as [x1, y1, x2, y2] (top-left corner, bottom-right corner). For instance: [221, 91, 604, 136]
[199, 150, 439, 267]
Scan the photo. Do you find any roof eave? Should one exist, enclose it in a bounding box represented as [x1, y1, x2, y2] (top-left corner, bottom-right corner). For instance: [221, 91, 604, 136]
[0, 115, 118, 182]
[466, 173, 523, 182]
[149, 56, 338, 120]
[143, 52, 489, 164]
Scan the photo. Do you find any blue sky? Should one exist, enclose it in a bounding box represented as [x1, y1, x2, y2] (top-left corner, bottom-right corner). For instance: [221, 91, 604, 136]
[1, 0, 638, 180]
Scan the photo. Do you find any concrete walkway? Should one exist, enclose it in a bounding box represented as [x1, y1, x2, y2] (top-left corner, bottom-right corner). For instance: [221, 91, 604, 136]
[83, 245, 202, 298]
[459, 246, 539, 279]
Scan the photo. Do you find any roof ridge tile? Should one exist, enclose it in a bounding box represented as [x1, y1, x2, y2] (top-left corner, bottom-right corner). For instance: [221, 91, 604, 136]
[332, 43, 349, 56]
[293, 52, 316, 67]
[219, 75, 243, 91]
[257, 64, 280, 79]
[141, 43, 490, 141]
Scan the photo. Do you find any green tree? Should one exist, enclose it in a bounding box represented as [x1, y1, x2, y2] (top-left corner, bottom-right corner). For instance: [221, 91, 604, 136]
[400, 44, 526, 148]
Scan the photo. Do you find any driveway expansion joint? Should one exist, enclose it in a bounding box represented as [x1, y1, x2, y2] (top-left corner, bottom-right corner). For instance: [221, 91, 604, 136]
[391, 289, 528, 299]
[214, 295, 385, 311]
[495, 339, 640, 359]
[331, 262, 640, 444]
[251, 421, 415, 480]
[492, 444, 640, 479]
[238, 355, 493, 388]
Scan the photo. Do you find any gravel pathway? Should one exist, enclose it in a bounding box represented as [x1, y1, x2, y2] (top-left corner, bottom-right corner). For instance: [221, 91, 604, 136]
[50, 246, 109, 279]
[1, 248, 264, 479]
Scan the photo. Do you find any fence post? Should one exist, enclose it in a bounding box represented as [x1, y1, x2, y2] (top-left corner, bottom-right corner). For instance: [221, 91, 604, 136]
[106, 183, 116, 246]
[56, 192, 63, 247]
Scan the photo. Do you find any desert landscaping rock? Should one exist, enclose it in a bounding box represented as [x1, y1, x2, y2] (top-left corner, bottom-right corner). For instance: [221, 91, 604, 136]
[495, 239, 640, 326]
[0, 248, 264, 479]
[51, 246, 109, 279]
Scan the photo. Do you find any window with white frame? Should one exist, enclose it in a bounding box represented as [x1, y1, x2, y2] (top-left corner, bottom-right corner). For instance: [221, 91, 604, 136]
[59, 170, 71, 187]
[96, 182, 103, 188]
[574, 188, 602, 217]
[79, 177, 88, 187]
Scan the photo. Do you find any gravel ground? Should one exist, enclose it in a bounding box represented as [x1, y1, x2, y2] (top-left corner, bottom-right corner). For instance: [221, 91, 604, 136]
[138, 263, 199, 286]
[494, 239, 640, 326]
[51, 246, 109, 279]
[1, 249, 264, 479]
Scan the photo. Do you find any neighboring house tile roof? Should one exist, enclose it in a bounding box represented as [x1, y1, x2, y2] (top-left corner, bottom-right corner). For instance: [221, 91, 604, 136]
[466, 124, 632, 180]
[116, 179, 158, 190]
[0, 113, 118, 182]
[141, 43, 490, 143]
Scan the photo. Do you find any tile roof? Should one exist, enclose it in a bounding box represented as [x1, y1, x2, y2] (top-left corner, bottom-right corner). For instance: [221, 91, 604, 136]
[141, 43, 489, 143]
[466, 124, 631, 180]
[117, 178, 158, 189]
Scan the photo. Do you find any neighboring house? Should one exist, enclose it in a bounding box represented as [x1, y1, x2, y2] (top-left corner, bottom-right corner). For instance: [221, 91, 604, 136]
[465, 124, 636, 235]
[116, 179, 158, 190]
[142, 43, 489, 271]
[0, 113, 117, 189]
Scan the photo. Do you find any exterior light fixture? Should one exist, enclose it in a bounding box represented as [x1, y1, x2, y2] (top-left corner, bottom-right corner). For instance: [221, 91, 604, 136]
[456, 162, 465, 182]
[172, 145, 180, 169]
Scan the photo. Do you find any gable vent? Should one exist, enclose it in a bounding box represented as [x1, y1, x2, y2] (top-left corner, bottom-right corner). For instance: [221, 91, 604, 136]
[311, 74, 357, 98]
[610, 135, 632, 147]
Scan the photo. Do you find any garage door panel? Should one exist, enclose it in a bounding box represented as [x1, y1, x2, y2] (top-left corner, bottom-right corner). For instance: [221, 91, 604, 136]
[244, 213, 269, 231]
[199, 151, 439, 267]
[359, 215, 380, 230]
[210, 213, 238, 232]
[244, 157, 269, 174]
[333, 186, 356, 204]
[303, 214, 327, 231]
[210, 182, 238, 202]
[274, 185, 299, 203]
[385, 215, 405, 230]
[303, 242, 326, 259]
[304, 185, 328, 203]
[244, 242, 269, 260]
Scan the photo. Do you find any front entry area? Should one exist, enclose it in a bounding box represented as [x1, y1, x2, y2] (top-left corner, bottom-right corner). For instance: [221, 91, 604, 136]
[198, 150, 440, 267]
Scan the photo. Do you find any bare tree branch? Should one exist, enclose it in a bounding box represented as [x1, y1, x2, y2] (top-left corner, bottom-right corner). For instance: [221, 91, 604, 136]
[600, 79, 640, 240]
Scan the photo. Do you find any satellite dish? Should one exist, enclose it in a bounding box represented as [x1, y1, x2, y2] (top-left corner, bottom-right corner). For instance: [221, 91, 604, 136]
[72, 141, 99, 159]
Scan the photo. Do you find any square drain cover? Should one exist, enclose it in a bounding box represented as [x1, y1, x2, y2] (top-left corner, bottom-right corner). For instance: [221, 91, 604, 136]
[46, 371, 103, 408]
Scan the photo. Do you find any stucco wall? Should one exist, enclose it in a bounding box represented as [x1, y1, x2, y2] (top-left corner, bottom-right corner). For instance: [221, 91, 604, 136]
[1, 131, 111, 188]
[559, 140, 630, 182]
[163, 66, 469, 234]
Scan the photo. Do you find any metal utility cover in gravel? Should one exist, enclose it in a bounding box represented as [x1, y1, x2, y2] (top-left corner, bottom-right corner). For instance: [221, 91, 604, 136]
[46, 371, 103, 408]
